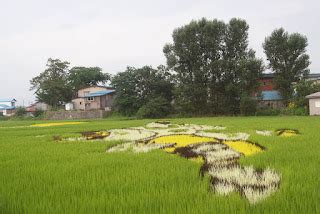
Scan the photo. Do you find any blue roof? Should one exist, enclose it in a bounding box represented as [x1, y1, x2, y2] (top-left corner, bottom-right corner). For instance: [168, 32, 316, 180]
[0, 99, 16, 102]
[0, 104, 15, 110]
[259, 90, 282, 101]
[83, 90, 115, 98]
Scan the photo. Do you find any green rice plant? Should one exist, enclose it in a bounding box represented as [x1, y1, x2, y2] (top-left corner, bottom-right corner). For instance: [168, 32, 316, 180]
[0, 116, 319, 213]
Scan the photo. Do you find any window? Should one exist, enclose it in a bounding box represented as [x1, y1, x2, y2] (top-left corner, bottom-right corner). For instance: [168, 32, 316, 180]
[263, 82, 267, 86]
[87, 97, 94, 101]
[83, 91, 90, 96]
[315, 101, 320, 108]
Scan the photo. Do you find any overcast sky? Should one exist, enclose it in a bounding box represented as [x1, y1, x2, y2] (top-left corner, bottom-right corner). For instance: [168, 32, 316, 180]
[0, 0, 319, 105]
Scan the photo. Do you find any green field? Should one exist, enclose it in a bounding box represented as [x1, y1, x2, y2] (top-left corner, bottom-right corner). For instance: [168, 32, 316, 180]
[0, 116, 319, 213]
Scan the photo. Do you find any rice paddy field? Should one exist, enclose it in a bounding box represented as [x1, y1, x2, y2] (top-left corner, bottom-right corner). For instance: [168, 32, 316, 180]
[0, 116, 319, 213]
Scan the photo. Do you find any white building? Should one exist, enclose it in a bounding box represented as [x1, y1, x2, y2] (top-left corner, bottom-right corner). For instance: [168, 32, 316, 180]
[0, 99, 17, 116]
[306, 92, 320, 116]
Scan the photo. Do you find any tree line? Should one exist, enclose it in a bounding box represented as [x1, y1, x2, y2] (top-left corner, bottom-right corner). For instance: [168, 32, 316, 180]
[30, 18, 319, 117]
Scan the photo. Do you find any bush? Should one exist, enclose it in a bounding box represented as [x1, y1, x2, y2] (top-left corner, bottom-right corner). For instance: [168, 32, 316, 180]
[15, 107, 26, 117]
[281, 106, 308, 116]
[256, 108, 281, 116]
[240, 96, 257, 116]
[33, 109, 45, 118]
[136, 97, 171, 119]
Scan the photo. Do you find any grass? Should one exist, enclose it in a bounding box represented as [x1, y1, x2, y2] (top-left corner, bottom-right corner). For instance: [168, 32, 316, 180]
[0, 116, 319, 213]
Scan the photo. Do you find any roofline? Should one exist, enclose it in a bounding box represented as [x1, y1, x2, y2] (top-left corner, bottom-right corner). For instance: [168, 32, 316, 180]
[77, 85, 114, 91]
[0, 99, 17, 102]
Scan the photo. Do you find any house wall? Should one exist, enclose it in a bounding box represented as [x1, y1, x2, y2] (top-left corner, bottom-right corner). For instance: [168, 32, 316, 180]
[3, 109, 15, 116]
[257, 78, 274, 91]
[84, 97, 101, 110]
[78, 86, 107, 97]
[309, 98, 320, 115]
[258, 100, 284, 109]
[100, 95, 106, 108]
[73, 97, 104, 110]
[0, 101, 15, 107]
[35, 102, 50, 111]
[74, 86, 114, 111]
[73, 98, 85, 110]
[106, 94, 113, 108]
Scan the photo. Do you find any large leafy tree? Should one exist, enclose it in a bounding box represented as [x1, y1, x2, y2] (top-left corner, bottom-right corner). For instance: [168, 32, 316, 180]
[111, 66, 173, 116]
[293, 80, 320, 108]
[68, 67, 110, 93]
[219, 19, 263, 114]
[164, 18, 226, 114]
[30, 58, 72, 108]
[263, 28, 310, 105]
[164, 18, 263, 115]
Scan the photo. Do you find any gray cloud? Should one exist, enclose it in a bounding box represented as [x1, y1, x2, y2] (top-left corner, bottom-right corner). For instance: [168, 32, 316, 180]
[0, 0, 319, 105]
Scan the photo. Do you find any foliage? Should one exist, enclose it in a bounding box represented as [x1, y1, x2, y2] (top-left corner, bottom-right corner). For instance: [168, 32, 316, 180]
[68, 67, 110, 93]
[164, 18, 263, 115]
[30, 59, 112, 107]
[280, 105, 307, 116]
[111, 66, 173, 116]
[15, 106, 27, 117]
[136, 97, 171, 119]
[263, 28, 310, 105]
[256, 108, 281, 116]
[240, 95, 258, 116]
[33, 109, 44, 118]
[293, 80, 320, 108]
[30, 58, 73, 108]
[0, 117, 319, 213]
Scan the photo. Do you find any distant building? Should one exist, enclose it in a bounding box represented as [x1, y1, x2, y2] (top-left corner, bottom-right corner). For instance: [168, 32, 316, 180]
[306, 92, 320, 116]
[256, 73, 320, 109]
[256, 74, 283, 109]
[26, 102, 50, 112]
[72, 86, 115, 111]
[0, 99, 17, 116]
[307, 73, 320, 83]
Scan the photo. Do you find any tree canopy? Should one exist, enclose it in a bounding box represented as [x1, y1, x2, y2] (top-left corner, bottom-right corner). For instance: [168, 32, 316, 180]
[263, 28, 310, 105]
[68, 67, 110, 92]
[164, 18, 263, 115]
[30, 58, 72, 107]
[111, 66, 173, 117]
[30, 58, 111, 107]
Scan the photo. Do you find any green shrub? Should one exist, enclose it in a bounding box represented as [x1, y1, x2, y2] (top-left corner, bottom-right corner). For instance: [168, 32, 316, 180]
[281, 106, 308, 116]
[136, 97, 171, 119]
[15, 107, 26, 117]
[33, 109, 45, 118]
[256, 108, 281, 116]
[240, 96, 257, 116]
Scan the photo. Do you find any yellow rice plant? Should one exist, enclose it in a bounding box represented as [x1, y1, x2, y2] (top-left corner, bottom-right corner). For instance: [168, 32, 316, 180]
[30, 122, 86, 127]
[223, 141, 263, 156]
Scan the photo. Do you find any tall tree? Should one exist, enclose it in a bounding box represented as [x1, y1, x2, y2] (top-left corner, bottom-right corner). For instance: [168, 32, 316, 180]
[219, 19, 263, 114]
[263, 28, 310, 105]
[30, 58, 72, 108]
[164, 18, 226, 114]
[111, 66, 173, 116]
[68, 67, 110, 93]
[164, 18, 263, 115]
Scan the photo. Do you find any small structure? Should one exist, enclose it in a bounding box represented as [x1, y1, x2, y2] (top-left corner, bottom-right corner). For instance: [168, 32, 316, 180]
[306, 92, 320, 116]
[257, 90, 283, 109]
[72, 86, 115, 111]
[0, 99, 17, 116]
[65, 103, 74, 111]
[26, 102, 51, 116]
[256, 74, 283, 109]
[26, 102, 50, 112]
[307, 73, 320, 83]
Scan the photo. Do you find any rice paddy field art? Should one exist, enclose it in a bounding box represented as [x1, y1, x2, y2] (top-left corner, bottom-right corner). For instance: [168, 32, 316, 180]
[0, 116, 319, 213]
